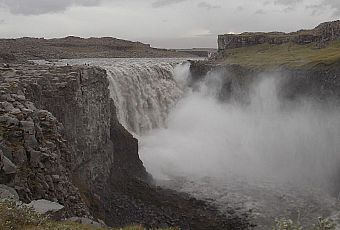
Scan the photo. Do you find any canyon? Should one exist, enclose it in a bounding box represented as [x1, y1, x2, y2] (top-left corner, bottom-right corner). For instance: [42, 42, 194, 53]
[1, 20, 340, 230]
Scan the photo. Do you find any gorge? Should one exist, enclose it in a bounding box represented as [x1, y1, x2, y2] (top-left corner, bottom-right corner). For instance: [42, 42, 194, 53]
[52, 56, 340, 229]
[1, 20, 340, 230]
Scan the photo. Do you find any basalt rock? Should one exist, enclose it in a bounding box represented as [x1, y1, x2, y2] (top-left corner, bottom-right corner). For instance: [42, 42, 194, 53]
[0, 65, 90, 218]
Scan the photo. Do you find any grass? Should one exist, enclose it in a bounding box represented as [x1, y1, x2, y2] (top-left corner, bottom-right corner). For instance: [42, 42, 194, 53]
[218, 40, 340, 70]
[272, 217, 336, 230]
[0, 200, 178, 230]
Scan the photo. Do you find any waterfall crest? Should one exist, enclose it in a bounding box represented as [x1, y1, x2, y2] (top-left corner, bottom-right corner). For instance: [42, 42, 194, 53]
[61, 58, 191, 134]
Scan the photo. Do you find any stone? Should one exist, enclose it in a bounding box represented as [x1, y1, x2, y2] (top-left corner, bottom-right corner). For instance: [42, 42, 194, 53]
[0, 114, 19, 126]
[26, 199, 64, 214]
[0, 184, 19, 201]
[29, 150, 49, 165]
[24, 101, 36, 111]
[2, 154, 17, 175]
[0, 102, 15, 113]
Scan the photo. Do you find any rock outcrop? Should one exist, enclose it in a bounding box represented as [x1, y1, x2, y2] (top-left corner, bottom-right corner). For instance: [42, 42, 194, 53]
[0, 66, 90, 217]
[218, 20, 340, 51]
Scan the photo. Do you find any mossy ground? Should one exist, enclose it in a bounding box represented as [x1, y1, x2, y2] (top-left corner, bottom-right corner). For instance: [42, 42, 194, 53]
[0, 200, 178, 230]
[218, 40, 340, 70]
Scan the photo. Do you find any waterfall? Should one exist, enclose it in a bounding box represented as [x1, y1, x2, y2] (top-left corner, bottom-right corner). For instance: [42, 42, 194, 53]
[60, 58, 191, 134]
[106, 62, 185, 134]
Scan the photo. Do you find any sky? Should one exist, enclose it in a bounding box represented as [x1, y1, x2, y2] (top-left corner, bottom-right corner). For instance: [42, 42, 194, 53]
[0, 0, 339, 49]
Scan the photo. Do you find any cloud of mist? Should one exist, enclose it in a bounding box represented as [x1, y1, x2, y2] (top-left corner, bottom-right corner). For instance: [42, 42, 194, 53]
[140, 64, 340, 192]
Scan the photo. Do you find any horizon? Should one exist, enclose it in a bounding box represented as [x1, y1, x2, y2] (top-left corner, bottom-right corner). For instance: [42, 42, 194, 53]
[0, 0, 339, 49]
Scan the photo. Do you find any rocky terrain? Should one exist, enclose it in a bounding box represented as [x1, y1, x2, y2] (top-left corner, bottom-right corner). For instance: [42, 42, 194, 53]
[0, 63, 250, 229]
[0, 36, 195, 63]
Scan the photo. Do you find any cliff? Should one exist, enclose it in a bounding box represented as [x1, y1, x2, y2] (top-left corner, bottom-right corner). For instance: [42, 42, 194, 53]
[0, 66, 91, 217]
[189, 60, 340, 104]
[0, 64, 249, 229]
[218, 20, 340, 51]
[215, 21, 340, 70]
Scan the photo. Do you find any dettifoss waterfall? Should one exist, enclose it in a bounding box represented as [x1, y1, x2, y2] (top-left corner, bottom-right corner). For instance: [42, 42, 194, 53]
[60, 58, 340, 229]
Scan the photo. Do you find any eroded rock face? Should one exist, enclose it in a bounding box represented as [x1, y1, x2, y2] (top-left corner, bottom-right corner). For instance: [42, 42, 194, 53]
[0, 64, 148, 222]
[0, 69, 90, 217]
[21, 65, 148, 190]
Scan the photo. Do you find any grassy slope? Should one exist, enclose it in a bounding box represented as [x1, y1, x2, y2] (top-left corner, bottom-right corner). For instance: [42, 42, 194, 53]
[218, 40, 340, 70]
[0, 200, 178, 230]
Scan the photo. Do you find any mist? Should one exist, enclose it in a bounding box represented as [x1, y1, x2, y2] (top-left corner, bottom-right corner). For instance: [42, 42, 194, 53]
[140, 63, 340, 193]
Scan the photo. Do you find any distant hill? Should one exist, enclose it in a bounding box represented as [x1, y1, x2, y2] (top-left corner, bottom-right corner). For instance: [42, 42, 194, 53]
[216, 20, 340, 69]
[0, 36, 195, 62]
[218, 20, 340, 50]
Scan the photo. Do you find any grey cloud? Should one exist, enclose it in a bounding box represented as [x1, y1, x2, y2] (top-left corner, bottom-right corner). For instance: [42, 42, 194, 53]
[152, 0, 187, 8]
[322, 0, 340, 15]
[267, 0, 304, 12]
[197, 2, 221, 10]
[0, 0, 102, 15]
[236, 6, 244, 11]
[306, 0, 340, 16]
[274, 0, 304, 6]
[255, 9, 266, 14]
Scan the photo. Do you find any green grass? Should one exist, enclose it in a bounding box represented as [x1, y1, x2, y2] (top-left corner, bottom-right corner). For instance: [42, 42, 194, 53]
[0, 200, 178, 230]
[218, 40, 340, 70]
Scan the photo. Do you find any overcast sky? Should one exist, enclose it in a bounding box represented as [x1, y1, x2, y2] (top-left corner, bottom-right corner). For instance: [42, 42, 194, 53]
[0, 0, 339, 48]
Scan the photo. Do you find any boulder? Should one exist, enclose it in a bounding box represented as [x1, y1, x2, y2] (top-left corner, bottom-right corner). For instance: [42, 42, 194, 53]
[1, 151, 17, 175]
[0, 184, 19, 201]
[26, 199, 64, 214]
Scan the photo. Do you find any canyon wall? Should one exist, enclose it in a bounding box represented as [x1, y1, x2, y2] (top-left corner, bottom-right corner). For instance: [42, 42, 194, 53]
[189, 60, 340, 104]
[0, 64, 148, 220]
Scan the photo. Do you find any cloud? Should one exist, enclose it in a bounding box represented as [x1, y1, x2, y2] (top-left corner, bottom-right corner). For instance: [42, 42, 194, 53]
[255, 9, 266, 14]
[274, 0, 304, 6]
[268, 0, 304, 12]
[236, 6, 244, 11]
[0, 0, 103, 15]
[197, 2, 221, 10]
[306, 0, 340, 16]
[321, 0, 340, 15]
[152, 0, 187, 8]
